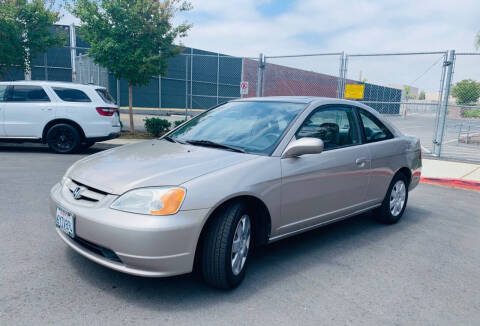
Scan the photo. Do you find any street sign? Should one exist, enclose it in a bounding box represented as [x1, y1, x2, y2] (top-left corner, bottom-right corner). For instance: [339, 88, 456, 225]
[344, 84, 365, 99]
[240, 81, 249, 95]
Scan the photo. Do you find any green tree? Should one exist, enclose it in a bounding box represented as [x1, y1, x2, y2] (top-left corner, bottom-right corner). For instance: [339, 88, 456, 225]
[0, 0, 65, 80]
[451, 79, 480, 105]
[418, 90, 425, 100]
[70, 0, 192, 134]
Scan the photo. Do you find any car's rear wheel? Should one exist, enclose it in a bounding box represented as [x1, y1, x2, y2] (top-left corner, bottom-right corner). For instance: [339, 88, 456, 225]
[374, 173, 409, 224]
[46, 124, 81, 154]
[201, 202, 252, 289]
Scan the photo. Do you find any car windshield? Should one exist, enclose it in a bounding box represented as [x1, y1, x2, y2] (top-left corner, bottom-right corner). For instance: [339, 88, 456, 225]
[169, 101, 306, 155]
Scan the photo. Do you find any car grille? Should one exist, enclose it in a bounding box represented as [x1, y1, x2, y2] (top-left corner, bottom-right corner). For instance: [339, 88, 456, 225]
[66, 179, 108, 202]
[73, 236, 122, 263]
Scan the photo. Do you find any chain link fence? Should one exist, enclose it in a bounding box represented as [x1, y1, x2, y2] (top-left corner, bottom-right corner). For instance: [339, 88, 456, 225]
[251, 50, 480, 163]
[2, 24, 480, 163]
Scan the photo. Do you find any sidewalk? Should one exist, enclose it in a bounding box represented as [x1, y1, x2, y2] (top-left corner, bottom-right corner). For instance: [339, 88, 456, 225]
[421, 158, 480, 191]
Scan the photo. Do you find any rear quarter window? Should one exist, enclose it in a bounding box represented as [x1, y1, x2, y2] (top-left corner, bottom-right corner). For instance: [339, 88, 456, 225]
[53, 87, 91, 102]
[95, 88, 115, 104]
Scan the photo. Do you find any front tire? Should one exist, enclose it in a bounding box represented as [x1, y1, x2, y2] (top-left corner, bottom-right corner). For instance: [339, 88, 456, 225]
[201, 202, 252, 289]
[374, 173, 409, 224]
[46, 124, 81, 154]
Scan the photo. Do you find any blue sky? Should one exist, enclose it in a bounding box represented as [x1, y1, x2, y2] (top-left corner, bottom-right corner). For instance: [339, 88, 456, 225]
[59, 0, 480, 92]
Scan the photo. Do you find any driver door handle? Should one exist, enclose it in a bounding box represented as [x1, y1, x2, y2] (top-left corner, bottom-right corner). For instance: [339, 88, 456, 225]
[355, 158, 369, 168]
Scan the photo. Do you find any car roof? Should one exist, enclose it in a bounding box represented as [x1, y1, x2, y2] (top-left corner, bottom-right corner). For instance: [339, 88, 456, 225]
[0, 80, 106, 90]
[232, 96, 371, 106]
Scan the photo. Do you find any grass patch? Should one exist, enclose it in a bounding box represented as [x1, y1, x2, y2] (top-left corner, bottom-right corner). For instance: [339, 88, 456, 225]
[462, 109, 480, 118]
[119, 131, 155, 139]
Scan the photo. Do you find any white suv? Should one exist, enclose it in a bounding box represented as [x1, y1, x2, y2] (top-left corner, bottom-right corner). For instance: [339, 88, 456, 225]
[0, 81, 121, 153]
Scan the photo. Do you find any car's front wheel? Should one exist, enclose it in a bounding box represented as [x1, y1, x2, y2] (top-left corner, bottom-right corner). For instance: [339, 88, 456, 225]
[375, 173, 409, 224]
[46, 124, 81, 154]
[201, 202, 252, 289]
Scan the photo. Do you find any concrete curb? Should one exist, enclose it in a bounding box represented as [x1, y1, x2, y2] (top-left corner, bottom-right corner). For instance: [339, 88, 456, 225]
[420, 177, 480, 191]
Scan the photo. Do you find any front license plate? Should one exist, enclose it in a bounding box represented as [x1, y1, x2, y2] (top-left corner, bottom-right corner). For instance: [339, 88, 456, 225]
[56, 206, 75, 238]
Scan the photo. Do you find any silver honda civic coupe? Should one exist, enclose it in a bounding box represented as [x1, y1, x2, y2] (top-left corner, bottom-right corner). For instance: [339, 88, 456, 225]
[51, 97, 422, 289]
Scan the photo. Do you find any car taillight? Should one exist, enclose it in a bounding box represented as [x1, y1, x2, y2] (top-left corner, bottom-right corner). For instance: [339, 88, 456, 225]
[96, 107, 118, 116]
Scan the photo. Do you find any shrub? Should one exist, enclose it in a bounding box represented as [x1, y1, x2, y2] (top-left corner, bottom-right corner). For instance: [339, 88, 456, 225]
[144, 117, 171, 137]
[174, 119, 187, 127]
[462, 109, 480, 118]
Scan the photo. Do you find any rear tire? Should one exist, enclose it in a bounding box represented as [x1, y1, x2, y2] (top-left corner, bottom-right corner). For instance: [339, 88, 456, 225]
[374, 173, 409, 224]
[201, 202, 252, 289]
[46, 124, 81, 154]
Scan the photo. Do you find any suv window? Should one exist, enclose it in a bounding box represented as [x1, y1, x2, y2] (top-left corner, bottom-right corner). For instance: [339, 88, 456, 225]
[0, 86, 7, 102]
[296, 106, 360, 150]
[358, 109, 393, 143]
[53, 87, 91, 102]
[6, 85, 50, 102]
[96, 88, 115, 104]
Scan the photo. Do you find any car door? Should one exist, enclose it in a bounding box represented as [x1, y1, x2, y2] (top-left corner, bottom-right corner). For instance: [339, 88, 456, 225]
[0, 85, 7, 136]
[3, 85, 54, 138]
[356, 108, 399, 203]
[279, 105, 371, 235]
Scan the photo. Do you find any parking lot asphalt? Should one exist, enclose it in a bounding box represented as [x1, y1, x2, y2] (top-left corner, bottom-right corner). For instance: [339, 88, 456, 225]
[1, 144, 479, 326]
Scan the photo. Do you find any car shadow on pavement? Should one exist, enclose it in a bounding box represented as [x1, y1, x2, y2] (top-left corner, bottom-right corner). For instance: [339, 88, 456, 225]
[65, 205, 433, 312]
[0, 143, 113, 155]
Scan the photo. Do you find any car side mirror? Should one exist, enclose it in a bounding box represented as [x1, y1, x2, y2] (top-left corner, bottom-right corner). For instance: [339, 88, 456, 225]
[281, 137, 324, 158]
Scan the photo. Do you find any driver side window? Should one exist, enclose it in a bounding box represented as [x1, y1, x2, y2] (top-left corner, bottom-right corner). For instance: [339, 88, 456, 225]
[296, 106, 360, 150]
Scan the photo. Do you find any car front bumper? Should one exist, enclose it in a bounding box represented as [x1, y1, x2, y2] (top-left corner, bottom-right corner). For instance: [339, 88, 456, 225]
[50, 182, 209, 277]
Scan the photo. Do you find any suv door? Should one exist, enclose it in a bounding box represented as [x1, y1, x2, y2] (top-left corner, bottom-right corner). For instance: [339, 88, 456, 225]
[0, 85, 7, 136]
[279, 105, 371, 234]
[3, 85, 54, 138]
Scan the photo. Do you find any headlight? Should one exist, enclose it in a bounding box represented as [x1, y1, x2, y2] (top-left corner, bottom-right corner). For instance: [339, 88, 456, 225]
[110, 187, 186, 215]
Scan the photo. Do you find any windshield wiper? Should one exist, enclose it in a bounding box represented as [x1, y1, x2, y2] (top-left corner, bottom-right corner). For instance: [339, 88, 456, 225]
[185, 140, 246, 153]
[162, 136, 186, 144]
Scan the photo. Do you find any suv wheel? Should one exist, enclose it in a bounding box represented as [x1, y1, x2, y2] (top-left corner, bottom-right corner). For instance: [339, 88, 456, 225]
[46, 124, 81, 154]
[202, 202, 252, 289]
[374, 173, 409, 224]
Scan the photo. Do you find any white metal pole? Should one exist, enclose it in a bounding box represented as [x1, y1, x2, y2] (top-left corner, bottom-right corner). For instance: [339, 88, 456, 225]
[216, 53, 220, 104]
[256, 53, 263, 97]
[190, 48, 193, 110]
[70, 24, 76, 82]
[434, 50, 455, 157]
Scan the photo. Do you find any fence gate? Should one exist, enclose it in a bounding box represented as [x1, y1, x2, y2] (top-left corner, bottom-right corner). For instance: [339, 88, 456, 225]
[74, 54, 109, 88]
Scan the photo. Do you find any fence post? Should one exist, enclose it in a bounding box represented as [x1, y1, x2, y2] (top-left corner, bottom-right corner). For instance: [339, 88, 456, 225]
[190, 48, 193, 109]
[261, 56, 266, 96]
[44, 53, 48, 80]
[185, 53, 188, 119]
[337, 52, 344, 98]
[70, 24, 76, 82]
[116, 79, 120, 106]
[256, 53, 264, 97]
[433, 49, 455, 157]
[217, 53, 220, 104]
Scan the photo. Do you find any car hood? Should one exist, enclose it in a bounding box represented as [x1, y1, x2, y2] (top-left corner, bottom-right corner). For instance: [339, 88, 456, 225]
[67, 140, 259, 195]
